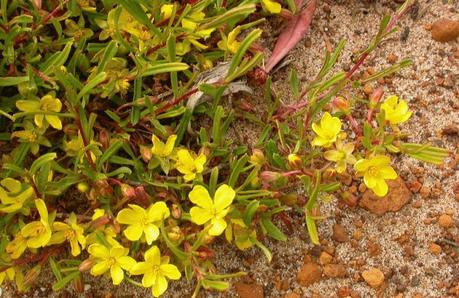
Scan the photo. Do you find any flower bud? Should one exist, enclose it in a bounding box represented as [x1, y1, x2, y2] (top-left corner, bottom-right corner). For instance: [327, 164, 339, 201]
[77, 182, 89, 193]
[79, 259, 94, 272]
[331, 96, 350, 115]
[171, 204, 182, 219]
[369, 87, 384, 109]
[73, 275, 84, 293]
[167, 226, 183, 241]
[287, 154, 302, 169]
[23, 265, 41, 288]
[98, 129, 110, 149]
[63, 124, 79, 136]
[139, 145, 152, 162]
[120, 183, 136, 198]
[250, 149, 265, 165]
[260, 171, 282, 183]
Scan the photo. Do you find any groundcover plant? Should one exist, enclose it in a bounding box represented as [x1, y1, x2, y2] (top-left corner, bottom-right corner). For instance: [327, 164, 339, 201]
[0, 0, 450, 297]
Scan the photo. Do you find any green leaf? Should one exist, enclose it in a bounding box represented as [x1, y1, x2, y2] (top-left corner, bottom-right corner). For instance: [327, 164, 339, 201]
[227, 29, 262, 79]
[97, 41, 118, 74]
[243, 200, 259, 226]
[52, 271, 80, 291]
[49, 257, 63, 282]
[260, 215, 287, 241]
[116, 0, 161, 37]
[199, 4, 256, 30]
[305, 215, 320, 245]
[30, 153, 57, 175]
[228, 154, 249, 187]
[77, 71, 107, 101]
[201, 279, 229, 291]
[400, 143, 449, 165]
[41, 41, 73, 75]
[0, 76, 28, 86]
[97, 140, 124, 170]
[140, 62, 189, 77]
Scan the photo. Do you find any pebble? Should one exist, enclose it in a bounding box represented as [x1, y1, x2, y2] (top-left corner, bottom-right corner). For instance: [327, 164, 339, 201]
[297, 261, 322, 286]
[323, 264, 347, 278]
[431, 19, 459, 42]
[359, 178, 412, 215]
[438, 214, 454, 228]
[362, 268, 385, 288]
[429, 242, 442, 255]
[319, 251, 333, 265]
[332, 224, 349, 243]
[234, 282, 264, 298]
[284, 293, 301, 298]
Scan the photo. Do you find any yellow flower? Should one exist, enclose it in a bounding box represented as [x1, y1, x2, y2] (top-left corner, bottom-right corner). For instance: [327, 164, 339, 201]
[88, 242, 136, 285]
[16, 94, 63, 130]
[11, 121, 51, 155]
[261, 0, 282, 14]
[354, 155, 397, 197]
[0, 178, 34, 213]
[0, 254, 15, 285]
[20, 199, 52, 249]
[311, 112, 342, 148]
[175, 149, 206, 181]
[116, 202, 170, 245]
[189, 184, 235, 236]
[380, 95, 412, 125]
[49, 213, 86, 256]
[218, 26, 242, 54]
[151, 134, 176, 158]
[130, 246, 181, 297]
[6, 233, 27, 259]
[161, 4, 174, 19]
[324, 140, 357, 173]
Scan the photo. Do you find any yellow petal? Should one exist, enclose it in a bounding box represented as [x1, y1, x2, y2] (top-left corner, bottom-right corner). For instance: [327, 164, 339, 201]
[164, 135, 177, 155]
[35, 199, 48, 223]
[88, 243, 109, 259]
[190, 207, 213, 225]
[49, 231, 66, 245]
[189, 185, 212, 209]
[116, 205, 143, 225]
[143, 224, 160, 245]
[1, 178, 21, 193]
[161, 4, 173, 19]
[262, 0, 282, 14]
[160, 264, 181, 280]
[110, 264, 124, 285]
[213, 184, 235, 212]
[354, 159, 370, 172]
[208, 218, 227, 236]
[142, 271, 157, 287]
[151, 135, 166, 156]
[70, 238, 81, 256]
[118, 256, 136, 271]
[152, 274, 168, 297]
[372, 179, 388, 197]
[144, 245, 161, 266]
[16, 100, 40, 112]
[34, 114, 44, 127]
[379, 166, 397, 180]
[90, 260, 110, 276]
[130, 261, 150, 275]
[45, 115, 62, 130]
[147, 201, 170, 222]
[123, 224, 143, 241]
[324, 150, 342, 162]
[363, 172, 377, 188]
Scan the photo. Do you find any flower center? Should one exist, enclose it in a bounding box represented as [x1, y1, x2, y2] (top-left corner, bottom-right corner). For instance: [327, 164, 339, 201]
[64, 229, 75, 240]
[368, 166, 379, 177]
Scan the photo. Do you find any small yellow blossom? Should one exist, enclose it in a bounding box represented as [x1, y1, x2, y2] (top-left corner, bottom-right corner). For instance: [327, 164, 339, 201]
[175, 149, 206, 181]
[161, 4, 174, 19]
[189, 184, 235, 236]
[11, 121, 51, 155]
[88, 242, 136, 285]
[130, 246, 181, 297]
[354, 155, 397, 197]
[380, 95, 412, 125]
[261, 0, 282, 14]
[0, 178, 34, 213]
[218, 26, 242, 54]
[6, 233, 27, 259]
[151, 134, 176, 158]
[20, 199, 52, 249]
[324, 140, 357, 173]
[16, 94, 63, 130]
[86, 209, 118, 246]
[116, 202, 170, 244]
[311, 112, 342, 148]
[49, 213, 86, 256]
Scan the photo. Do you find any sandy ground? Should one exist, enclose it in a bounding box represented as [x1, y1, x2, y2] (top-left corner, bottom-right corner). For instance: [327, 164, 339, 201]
[3, 0, 459, 297]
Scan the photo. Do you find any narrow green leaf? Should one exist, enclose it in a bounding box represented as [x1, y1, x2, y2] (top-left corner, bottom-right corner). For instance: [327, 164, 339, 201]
[77, 72, 107, 101]
[261, 216, 287, 241]
[0, 76, 28, 86]
[141, 62, 189, 77]
[243, 200, 259, 226]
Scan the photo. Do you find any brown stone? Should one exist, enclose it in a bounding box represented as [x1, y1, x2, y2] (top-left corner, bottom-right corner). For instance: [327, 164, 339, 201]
[284, 293, 300, 298]
[319, 251, 333, 265]
[362, 268, 385, 288]
[429, 242, 442, 255]
[332, 224, 349, 242]
[297, 262, 322, 286]
[431, 19, 459, 42]
[438, 214, 454, 228]
[235, 282, 264, 298]
[359, 178, 412, 215]
[323, 264, 347, 278]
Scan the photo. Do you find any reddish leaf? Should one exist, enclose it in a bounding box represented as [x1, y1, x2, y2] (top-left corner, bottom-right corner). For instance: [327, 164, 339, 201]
[264, 0, 317, 73]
